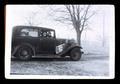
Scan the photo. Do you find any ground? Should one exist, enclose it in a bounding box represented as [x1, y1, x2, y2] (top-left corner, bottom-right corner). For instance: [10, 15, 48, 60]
[10, 54, 109, 76]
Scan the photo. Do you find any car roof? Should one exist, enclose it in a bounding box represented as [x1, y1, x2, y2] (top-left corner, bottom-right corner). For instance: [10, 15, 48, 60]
[13, 25, 55, 31]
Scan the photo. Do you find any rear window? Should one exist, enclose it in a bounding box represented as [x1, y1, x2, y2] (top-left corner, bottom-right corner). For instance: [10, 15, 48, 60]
[20, 28, 38, 37]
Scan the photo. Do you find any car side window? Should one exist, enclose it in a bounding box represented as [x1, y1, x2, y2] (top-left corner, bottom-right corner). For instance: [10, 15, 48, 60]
[20, 28, 38, 37]
[40, 30, 54, 38]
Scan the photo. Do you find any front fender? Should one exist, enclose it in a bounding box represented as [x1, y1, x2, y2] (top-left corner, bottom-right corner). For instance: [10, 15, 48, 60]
[58, 43, 82, 56]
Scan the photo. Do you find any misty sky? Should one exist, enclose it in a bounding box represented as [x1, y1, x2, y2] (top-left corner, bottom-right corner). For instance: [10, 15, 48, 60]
[6, 5, 114, 47]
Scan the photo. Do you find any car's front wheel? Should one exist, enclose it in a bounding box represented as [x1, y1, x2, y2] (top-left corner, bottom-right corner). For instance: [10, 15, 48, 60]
[70, 48, 81, 61]
[17, 46, 32, 61]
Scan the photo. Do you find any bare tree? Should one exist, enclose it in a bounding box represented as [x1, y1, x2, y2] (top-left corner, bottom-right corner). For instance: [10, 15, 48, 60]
[23, 5, 48, 26]
[50, 5, 95, 46]
[24, 11, 41, 26]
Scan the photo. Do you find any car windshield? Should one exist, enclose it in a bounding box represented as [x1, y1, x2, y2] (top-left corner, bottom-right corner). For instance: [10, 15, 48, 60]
[40, 30, 54, 38]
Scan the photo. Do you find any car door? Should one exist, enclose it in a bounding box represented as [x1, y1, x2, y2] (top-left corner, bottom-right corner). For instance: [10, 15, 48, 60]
[39, 29, 56, 54]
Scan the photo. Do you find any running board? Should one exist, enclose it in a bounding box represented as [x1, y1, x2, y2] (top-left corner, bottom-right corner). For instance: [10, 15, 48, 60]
[32, 54, 61, 58]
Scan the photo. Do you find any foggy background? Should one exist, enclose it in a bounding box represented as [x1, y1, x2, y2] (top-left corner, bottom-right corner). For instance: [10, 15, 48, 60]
[6, 5, 114, 55]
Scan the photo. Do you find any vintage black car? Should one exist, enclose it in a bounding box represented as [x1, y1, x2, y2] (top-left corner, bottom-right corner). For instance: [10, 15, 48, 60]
[12, 26, 83, 61]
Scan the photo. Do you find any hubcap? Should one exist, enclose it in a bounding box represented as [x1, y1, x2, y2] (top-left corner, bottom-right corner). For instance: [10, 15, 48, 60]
[19, 49, 29, 59]
[21, 50, 28, 56]
[73, 52, 79, 59]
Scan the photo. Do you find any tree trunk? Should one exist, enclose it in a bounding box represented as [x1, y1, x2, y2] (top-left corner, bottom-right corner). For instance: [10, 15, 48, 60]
[76, 31, 81, 46]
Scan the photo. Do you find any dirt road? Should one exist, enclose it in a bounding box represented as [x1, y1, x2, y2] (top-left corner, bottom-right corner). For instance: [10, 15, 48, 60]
[10, 54, 109, 76]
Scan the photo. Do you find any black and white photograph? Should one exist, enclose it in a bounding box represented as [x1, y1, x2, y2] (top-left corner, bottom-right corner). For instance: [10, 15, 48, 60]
[5, 5, 115, 79]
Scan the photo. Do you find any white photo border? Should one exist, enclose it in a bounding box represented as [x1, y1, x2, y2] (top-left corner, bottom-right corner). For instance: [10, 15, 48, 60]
[5, 5, 115, 79]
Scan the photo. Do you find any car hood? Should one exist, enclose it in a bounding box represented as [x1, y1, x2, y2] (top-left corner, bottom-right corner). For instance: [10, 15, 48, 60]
[56, 38, 67, 46]
[56, 38, 76, 46]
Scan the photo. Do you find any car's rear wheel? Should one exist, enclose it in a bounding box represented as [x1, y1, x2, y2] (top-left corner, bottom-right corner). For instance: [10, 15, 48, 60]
[70, 48, 81, 61]
[17, 46, 32, 61]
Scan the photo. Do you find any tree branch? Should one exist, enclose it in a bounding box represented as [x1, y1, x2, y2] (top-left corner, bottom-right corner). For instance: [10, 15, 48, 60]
[81, 5, 90, 32]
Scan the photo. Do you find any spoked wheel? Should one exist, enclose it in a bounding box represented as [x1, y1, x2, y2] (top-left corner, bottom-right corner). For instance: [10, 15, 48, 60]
[17, 46, 32, 61]
[70, 48, 81, 61]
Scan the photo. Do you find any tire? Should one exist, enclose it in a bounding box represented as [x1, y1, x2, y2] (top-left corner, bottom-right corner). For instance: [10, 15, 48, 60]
[70, 48, 81, 61]
[17, 46, 32, 61]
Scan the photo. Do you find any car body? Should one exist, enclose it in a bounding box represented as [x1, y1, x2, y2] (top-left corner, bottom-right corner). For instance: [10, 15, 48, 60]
[11, 26, 83, 61]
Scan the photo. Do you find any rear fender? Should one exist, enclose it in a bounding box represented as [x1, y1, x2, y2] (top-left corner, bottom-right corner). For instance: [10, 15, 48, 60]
[12, 43, 35, 56]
